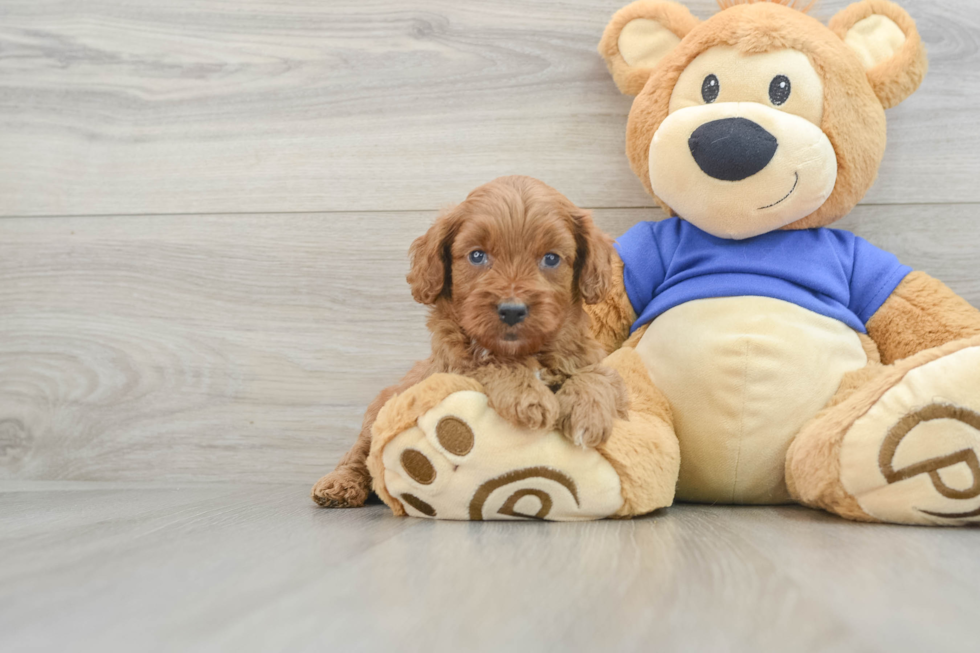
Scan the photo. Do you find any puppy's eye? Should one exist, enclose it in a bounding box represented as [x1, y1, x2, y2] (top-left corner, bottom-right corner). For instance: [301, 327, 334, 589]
[769, 75, 791, 106]
[541, 253, 561, 269]
[468, 250, 487, 265]
[701, 74, 720, 104]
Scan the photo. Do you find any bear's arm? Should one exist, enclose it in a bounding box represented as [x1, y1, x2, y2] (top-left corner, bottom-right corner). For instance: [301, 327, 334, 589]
[585, 253, 638, 354]
[867, 271, 980, 364]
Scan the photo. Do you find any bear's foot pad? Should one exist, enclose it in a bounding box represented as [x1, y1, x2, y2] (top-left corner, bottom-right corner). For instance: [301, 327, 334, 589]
[841, 345, 980, 525]
[377, 391, 624, 521]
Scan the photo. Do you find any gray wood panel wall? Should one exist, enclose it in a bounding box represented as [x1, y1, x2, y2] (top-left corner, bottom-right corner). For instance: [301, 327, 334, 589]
[2, 0, 979, 484]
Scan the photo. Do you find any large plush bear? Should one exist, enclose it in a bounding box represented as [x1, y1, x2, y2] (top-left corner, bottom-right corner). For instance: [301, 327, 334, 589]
[363, 0, 980, 525]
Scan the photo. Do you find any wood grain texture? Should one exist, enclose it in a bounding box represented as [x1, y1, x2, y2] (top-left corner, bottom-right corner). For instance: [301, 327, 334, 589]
[1, 0, 979, 216]
[1, 484, 980, 653]
[2, 3, 980, 649]
[1, 205, 977, 483]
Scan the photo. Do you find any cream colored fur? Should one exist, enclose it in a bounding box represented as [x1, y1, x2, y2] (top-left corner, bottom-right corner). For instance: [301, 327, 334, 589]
[599, 1, 927, 230]
[636, 297, 868, 504]
[365, 1, 980, 526]
[648, 100, 837, 238]
[786, 336, 980, 524]
[370, 348, 680, 520]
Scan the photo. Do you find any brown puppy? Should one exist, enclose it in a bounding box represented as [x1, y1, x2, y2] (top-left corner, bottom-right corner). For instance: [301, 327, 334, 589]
[312, 176, 628, 508]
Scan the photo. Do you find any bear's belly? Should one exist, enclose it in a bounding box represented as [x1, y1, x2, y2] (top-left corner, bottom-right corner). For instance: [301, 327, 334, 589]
[634, 296, 868, 504]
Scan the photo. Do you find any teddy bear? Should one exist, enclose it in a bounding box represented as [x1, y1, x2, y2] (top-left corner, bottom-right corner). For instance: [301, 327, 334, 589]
[362, 0, 980, 526]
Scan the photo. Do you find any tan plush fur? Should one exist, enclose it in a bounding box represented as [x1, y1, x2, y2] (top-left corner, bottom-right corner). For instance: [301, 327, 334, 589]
[367, 348, 679, 518]
[600, 1, 929, 230]
[783, 360, 886, 522]
[584, 254, 637, 354]
[366, 373, 484, 515]
[829, 0, 929, 109]
[622, 323, 651, 349]
[857, 332, 882, 365]
[717, 0, 817, 10]
[598, 1, 701, 96]
[611, 2, 893, 229]
[786, 335, 980, 522]
[596, 1, 980, 524]
[602, 347, 672, 424]
[333, 1, 973, 524]
[596, 347, 681, 517]
[312, 176, 628, 508]
[867, 271, 980, 365]
[370, 374, 485, 449]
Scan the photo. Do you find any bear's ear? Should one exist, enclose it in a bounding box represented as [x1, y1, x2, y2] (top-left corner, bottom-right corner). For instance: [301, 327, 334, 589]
[598, 1, 700, 96]
[829, 0, 928, 109]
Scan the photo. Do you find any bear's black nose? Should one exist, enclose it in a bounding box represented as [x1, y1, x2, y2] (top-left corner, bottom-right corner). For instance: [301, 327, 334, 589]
[688, 117, 778, 182]
[497, 303, 528, 326]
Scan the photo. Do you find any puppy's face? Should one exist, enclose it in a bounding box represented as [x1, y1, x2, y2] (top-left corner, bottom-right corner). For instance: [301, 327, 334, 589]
[408, 177, 614, 359]
[449, 204, 577, 358]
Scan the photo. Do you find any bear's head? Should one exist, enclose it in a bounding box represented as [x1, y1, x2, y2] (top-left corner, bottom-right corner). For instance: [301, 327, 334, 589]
[599, 0, 927, 239]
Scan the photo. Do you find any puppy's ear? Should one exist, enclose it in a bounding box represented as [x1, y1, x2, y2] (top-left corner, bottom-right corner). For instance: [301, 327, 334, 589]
[407, 206, 461, 305]
[571, 208, 615, 305]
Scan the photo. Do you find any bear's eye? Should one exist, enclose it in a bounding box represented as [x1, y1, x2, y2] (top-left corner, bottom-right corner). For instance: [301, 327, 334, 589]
[541, 253, 561, 269]
[769, 75, 791, 106]
[468, 250, 487, 265]
[701, 74, 720, 104]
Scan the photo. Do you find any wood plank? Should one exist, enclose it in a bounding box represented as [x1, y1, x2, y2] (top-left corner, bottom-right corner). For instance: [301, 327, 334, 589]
[1, 0, 979, 216]
[1, 205, 978, 483]
[2, 485, 980, 652]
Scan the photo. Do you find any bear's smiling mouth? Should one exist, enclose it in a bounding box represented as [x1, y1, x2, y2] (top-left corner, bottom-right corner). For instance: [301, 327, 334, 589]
[758, 171, 800, 210]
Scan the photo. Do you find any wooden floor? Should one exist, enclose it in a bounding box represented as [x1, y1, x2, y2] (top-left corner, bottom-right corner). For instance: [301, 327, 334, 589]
[2, 1, 980, 651]
[3, 483, 980, 653]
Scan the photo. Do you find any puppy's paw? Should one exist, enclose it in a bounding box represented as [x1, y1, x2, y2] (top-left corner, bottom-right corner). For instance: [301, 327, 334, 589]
[490, 384, 560, 432]
[514, 388, 562, 431]
[557, 396, 616, 448]
[311, 468, 371, 508]
[556, 367, 629, 448]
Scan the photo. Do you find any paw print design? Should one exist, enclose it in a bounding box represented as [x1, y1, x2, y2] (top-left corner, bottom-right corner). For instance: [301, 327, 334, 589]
[840, 344, 980, 525]
[378, 391, 625, 521]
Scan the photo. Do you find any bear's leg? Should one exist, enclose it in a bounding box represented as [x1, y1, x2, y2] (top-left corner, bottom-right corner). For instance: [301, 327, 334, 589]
[595, 347, 681, 517]
[786, 335, 980, 525]
[368, 347, 681, 520]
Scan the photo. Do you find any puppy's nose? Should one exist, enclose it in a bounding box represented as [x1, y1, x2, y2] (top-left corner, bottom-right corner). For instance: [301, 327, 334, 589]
[688, 117, 778, 181]
[497, 302, 528, 326]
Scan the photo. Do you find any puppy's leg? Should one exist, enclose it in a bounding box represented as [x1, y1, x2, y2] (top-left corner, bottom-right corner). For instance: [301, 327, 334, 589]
[312, 361, 431, 508]
[311, 387, 393, 508]
[556, 365, 629, 447]
[476, 364, 560, 431]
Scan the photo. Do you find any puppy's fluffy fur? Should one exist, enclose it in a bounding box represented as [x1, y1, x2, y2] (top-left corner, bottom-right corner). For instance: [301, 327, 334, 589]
[312, 176, 628, 508]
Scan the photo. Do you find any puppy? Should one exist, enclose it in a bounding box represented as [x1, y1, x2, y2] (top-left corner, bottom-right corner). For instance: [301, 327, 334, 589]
[312, 176, 628, 508]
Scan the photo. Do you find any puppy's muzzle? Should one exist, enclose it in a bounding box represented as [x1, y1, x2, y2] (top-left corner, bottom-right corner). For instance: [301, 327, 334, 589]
[497, 302, 528, 326]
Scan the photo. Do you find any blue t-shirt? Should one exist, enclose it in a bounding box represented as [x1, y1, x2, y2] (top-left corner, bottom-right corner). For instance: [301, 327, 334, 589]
[615, 218, 911, 334]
